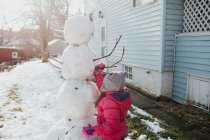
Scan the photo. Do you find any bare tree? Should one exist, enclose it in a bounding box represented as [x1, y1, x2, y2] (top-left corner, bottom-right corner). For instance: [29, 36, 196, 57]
[51, 0, 70, 28]
[0, 16, 13, 46]
[22, 0, 70, 62]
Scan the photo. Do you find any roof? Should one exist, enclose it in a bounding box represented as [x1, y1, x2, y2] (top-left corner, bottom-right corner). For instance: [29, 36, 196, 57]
[0, 47, 24, 50]
[8, 38, 41, 46]
[48, 39, 67, 55]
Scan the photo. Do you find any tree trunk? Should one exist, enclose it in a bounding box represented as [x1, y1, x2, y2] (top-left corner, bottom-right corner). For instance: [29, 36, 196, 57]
[39, 6, 49, 63]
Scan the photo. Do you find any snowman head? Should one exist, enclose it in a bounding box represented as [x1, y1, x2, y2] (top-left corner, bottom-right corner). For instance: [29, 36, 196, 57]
[64, 15, 94, 45]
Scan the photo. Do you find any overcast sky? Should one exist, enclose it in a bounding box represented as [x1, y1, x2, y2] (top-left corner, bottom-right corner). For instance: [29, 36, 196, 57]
[0, 0, 84, 31]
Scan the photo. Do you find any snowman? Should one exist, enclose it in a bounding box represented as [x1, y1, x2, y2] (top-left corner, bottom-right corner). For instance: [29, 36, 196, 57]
[46, 15, 100, 140]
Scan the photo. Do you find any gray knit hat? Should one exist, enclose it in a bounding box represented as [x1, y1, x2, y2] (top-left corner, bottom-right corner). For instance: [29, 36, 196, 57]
[100, 71, 126, 92]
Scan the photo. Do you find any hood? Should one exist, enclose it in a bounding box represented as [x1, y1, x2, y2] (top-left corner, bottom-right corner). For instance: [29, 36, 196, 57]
[107, 90, 132, 109]
[100, 71, 126, 92]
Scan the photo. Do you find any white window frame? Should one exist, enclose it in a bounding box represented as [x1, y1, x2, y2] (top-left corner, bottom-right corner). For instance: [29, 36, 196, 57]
[132, 0, 155, 8]
[12, 52, 18, 59]
[124, 65, 133, 80]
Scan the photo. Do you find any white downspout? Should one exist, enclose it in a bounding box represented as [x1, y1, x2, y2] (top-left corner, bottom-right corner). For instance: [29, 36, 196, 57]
[173, 33, 178, 72]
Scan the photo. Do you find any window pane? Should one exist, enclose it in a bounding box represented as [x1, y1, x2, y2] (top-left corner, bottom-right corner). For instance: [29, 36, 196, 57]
[125, 66, 128, 72]
[125, 72, 128, 78]
[129, 74, 133, 79]
[129, 67, 132, 73]
[101, 27, 105, 42]
[101, 46, 106, 56]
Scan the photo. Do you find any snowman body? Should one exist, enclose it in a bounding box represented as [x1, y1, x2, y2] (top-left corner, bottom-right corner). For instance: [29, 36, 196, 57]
[46, 16, 99, 140]
[61, 44, 95, 81]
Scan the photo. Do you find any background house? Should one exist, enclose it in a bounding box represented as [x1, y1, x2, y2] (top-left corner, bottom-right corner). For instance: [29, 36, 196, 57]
[0, 47, 25, 65]
[85, 0, 210, 111]
[8, 38, 41, 59]
[0, 28, 42, 65]
[48, 39, 67, 57]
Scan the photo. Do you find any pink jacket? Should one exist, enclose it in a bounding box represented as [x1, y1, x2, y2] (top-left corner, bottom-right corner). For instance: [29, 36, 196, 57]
[94, 72, 132, 140]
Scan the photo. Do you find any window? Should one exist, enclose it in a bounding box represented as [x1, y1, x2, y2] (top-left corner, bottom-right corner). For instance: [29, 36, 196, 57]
[124, 65, 133, 80]
[100, 27, 106, 56]
[12, 52, 18, 59]
[100, 20, 106, 47]
[133, 0, 155, 7]
[101, 46, 106, 56]
[101, 26, 105, 42]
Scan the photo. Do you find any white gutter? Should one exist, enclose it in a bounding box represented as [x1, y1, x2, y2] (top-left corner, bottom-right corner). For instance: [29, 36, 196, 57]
[176, 31, 210, 37]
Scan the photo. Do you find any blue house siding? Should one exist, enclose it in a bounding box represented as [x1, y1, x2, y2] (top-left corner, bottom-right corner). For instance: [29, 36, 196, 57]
[86, 0, 163, 71]
[172, 34, 210, 103]
[163, 0, 185, 72]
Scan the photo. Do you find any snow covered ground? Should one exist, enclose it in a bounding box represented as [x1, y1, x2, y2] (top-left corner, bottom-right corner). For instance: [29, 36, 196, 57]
[0, 60, 63, 140]
[0, 60, 172, 140]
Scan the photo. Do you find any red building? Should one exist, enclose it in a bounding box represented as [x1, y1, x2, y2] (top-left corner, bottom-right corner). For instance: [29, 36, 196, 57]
[0, 47, 26, 65]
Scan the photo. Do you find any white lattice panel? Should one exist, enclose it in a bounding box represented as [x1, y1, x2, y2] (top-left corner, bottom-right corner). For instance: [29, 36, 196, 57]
[183, 0, 210, 33]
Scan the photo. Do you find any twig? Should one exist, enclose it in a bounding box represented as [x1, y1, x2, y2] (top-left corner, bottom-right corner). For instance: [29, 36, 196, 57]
[110, 47, 124, 67]
[25, 41, 36, 47]
[105, 47, 125, 68]
[93, 35, 122, 61]
[39, 49, 63, 64]
[50, 56, 63, 64]
[48, 59, 61, 69]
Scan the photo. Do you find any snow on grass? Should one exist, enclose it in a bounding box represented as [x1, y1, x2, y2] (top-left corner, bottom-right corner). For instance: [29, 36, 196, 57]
[141, 119, 165, 134]
[127, 105, 174, 140]
[131, 105, 152, 117]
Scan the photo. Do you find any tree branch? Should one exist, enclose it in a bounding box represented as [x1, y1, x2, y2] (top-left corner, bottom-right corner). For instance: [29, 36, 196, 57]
[104, 47, 125, 69]
[93, 35, 122, 61]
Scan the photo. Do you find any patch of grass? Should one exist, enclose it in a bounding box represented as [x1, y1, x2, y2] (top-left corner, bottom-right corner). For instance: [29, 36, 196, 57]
[158, 128, 184, 140]
[127, 117, 158, 140]
[4, 84, 22, 107]
[8, 87, 19, 101]
[11, 107, 23, 112]
[0, 114, 5, 122]
[160, 101, 210, 134]
[127, 107, 159, 140]
[127, 106, 186, 140]
[156, 116, 185, 139]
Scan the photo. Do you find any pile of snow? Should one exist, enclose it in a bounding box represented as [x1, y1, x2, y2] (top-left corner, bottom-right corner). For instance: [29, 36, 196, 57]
[0, 60, 63, 140]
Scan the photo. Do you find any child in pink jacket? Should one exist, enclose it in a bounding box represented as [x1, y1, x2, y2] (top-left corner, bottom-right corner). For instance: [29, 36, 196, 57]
[82, 63, 132, 140]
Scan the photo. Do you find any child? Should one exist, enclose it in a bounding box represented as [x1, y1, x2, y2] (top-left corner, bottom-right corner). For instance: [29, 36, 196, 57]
[82, 63, 132, 140]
